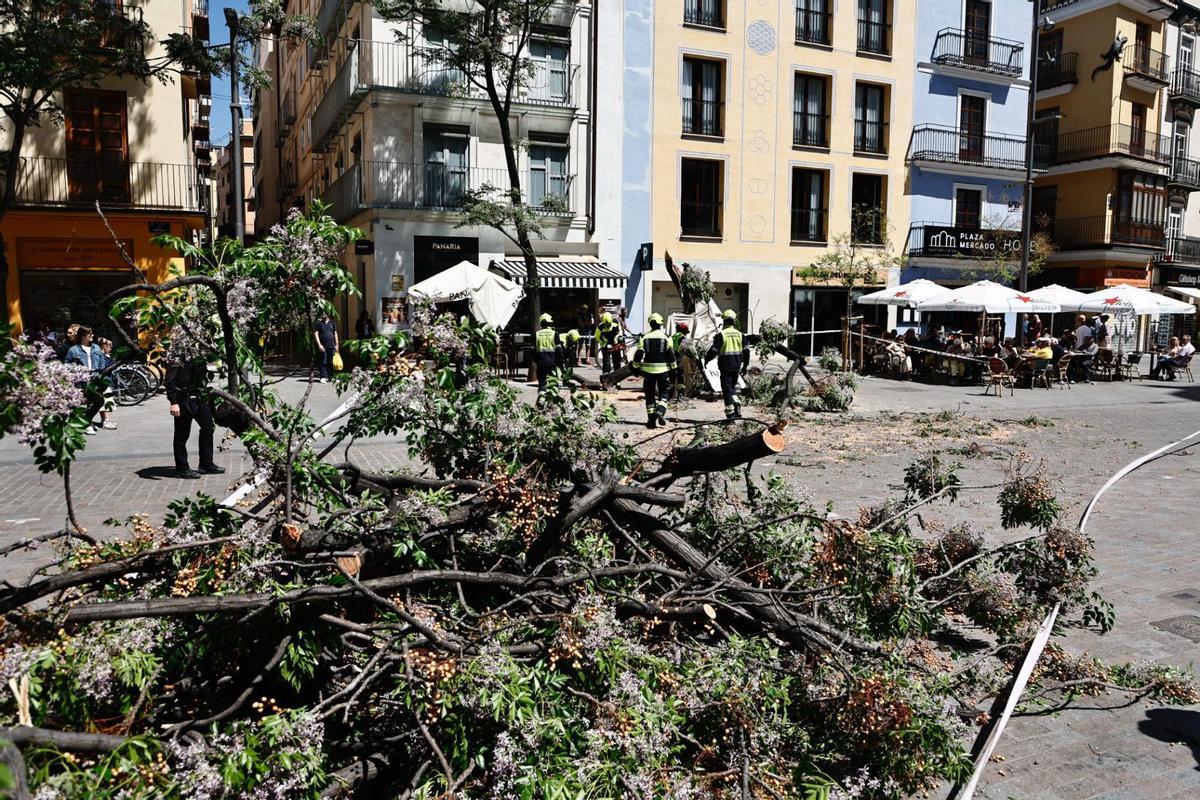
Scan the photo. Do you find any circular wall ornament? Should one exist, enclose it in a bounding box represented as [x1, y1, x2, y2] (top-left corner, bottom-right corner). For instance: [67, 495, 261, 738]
[748, 178, 768, 195]
[747, 20, 777, 56]
[748, 74, 774, 104]
[749, 129, 769, 153]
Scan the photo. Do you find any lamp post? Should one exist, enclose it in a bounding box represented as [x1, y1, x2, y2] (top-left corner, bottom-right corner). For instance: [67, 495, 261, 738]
[224, 7, 245, 245]
[1018, 4, 1055, 343]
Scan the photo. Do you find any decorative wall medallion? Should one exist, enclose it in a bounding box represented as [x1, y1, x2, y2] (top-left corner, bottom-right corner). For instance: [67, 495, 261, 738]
[748, 215, 767, 234]
[749, 129, 769, 153]
[748, 74, 774, 104]
[746, 20, 777, 56]
[748, 178, 768, 195]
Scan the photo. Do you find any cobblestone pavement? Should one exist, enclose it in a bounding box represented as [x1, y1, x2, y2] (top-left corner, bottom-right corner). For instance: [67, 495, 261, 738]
[1, 368, 1198, 798]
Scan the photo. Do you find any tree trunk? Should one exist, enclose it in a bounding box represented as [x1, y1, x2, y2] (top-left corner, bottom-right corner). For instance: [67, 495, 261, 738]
[0, 113, 27, 329]
[664, 424, 787, 477]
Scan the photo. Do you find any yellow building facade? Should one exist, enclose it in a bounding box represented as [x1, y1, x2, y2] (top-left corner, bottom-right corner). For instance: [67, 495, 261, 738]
[1034, 0, 1177, 292]
[1, 0, 211, 337]
[636, 0, 914, 341]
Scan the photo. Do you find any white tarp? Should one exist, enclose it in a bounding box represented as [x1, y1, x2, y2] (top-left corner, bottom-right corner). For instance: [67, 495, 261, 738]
[1076, 283, 1197, 315]
[668, 299, 744, 392]
[1026, 284, 1090, 308]
[916, 280, 1061, 314]
[857, 279, 950, 308]
[408, 260, 524, 329]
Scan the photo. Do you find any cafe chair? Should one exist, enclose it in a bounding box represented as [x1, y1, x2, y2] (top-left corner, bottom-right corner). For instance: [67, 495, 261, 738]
[1030, 358, 1053, 390]
[1093, 349, 1116, 381]
[1054, 354, 1073, 389]
[1118, 352, 1143, 382]
[985, 357, 1015, 397]
[1178, 354, 1195, 383]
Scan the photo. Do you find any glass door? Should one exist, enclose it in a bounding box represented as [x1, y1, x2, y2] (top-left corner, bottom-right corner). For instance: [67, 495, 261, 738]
[964, 0, 991, 67]
[424, 132, 469, 208]
[959, 95, 985, 163]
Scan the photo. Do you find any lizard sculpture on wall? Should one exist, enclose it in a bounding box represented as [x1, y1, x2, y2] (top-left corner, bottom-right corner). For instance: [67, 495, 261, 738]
[1091, 34, 1127, 81]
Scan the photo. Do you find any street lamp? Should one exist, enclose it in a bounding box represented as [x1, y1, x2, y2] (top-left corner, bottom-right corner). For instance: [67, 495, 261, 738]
[1018, 5, 1055, 343]
[224, 7, 245, 245]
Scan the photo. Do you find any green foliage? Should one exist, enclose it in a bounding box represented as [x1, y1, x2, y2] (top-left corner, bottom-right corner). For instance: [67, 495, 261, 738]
[904, 455, 963, 502]
[998, 470, 1063, 530]
[678, 262, 716, 307]
[754, 317, 794, 361]
[816, 347, 842, 373]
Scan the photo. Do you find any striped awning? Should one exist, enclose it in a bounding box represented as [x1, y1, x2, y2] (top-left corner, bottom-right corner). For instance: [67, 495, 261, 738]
[490, 259, 627, 289]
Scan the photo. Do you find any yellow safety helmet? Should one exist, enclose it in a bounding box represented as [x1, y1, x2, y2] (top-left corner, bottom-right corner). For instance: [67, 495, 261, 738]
[540, 313, 554, 325]
[565, 328, 581, 344]
[601, 312, 614, 324]
[722, 309, 737, 321]
[648, 312, 664, 326]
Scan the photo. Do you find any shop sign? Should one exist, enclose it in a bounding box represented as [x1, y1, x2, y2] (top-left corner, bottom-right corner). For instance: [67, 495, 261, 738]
[18, 237, 134, 271]
[390, 273, 405, 292]
[638, 242, 653, 271]
[414, 235, 478, 284]
[922, 226, 1024, 258]
[354, 239, 374, 255]
[1160, 267, 1200, 288]
[1103, 277, 1150, 287]
[148, 221, 171, 234]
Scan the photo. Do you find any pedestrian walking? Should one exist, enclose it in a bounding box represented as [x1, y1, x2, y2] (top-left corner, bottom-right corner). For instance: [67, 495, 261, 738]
[314, 313, 340, 382]
[670, 321, 689, 398]
[705, 309, 750, 420]
[57, 323, 80, 362]
[165, 359, 223, 479]
[534, 313, 564, 402]
[64, 326, 114, 433]
[632, 313, 676, 429]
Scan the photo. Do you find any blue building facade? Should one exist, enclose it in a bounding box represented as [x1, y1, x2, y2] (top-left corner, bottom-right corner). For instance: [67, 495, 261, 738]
[905, 0, 1035, 299]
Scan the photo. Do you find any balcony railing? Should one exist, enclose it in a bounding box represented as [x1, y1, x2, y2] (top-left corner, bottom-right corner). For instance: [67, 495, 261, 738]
[681, 200, 722, 238]
[317, 161, 574, 222]
[312, 40, 579, 150]
[795, 7, 832, 46]
[793, 110, 828, 148]
[192, 0, 209, 16]
[854, 120, 888, 154]
[682, 98, 723, 137]
[1037, 51, 1078, 90]
[10, 157, 207, 212]
[1170, 68, 1200, 106]
[1051, 123, 1170, 165]
[1161, 235, 1200, 264]
[907, 124, 1047, 171]
[905, 223, 1024, 259]
[684, 0, 723, 28]
[790, 208, 827, 243]
[315, 0, 351, 41]
[857, 19, 889, 55]
[1046, 215, 1166, 250]
[1171, 155, 1200, 189]
[281, 89, 297, 131]
[1124, 43, 1169, 84]
[930, 28, 1023, 77]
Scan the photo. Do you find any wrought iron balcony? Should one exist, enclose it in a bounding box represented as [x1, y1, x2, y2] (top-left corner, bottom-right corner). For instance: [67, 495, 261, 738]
[907, 124, 1047, 172]
[1170, 68, 1200, 107]
[1170, 155, 1200, 191]
[312, 40, 579, 150]
[682, 98, 723, 137]
[1037, 51, 1077, 90]
[1159, 235, 1200, 264]
[684, 0, 723, 28]
[792, 110, 828, 148]
[857, 18, 889, 56]
[795, 6, 832, 46]
[1051, 123, 1170, 165]
[905, 223, 1024, 259]
[1046, 215, 1166, 250]
[854, 120, 888, 154]
[280, 89, 296, 136]
[318, 161, 574, 222]
[790, 207, 827, 243]
[681, 200, 722, 238]
[1124, 43, 1169, 85]
[10, 157, 207, 212]
[930, 28, 1023, 78]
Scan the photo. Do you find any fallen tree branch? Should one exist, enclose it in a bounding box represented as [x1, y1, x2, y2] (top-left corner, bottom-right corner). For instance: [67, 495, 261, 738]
[0, 726, 126, 753]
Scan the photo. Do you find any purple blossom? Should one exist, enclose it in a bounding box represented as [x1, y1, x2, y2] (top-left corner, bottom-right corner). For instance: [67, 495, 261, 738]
[0, 340, 88, 445]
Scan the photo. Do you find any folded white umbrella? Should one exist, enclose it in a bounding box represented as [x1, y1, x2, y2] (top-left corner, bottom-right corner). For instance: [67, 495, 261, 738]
[408, 260, 524, 329]
[1026, 284, 1090, 308]
[915, 280, 1061, 314]
[1075, 284, 1197, 315]
[856, 279, 949, 308]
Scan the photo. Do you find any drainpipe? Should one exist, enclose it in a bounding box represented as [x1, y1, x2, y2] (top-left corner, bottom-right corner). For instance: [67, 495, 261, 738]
[274, 27, 286, 227]
[587, 0, 597, 236]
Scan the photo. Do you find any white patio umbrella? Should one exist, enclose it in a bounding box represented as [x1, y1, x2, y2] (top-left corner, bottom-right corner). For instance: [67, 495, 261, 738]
[1075, 284, 1197, 315]
[915, 280, 1061, 314]
[1026, 284, 1090, 308]
[408, 260, 524, 329]
[856, 278, 950, 309]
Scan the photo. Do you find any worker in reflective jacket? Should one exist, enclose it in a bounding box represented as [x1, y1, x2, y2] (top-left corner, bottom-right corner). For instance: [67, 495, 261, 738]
[705, 309, 750, 419]
[560, 329, 581, 379]
[534, 313, 564, 402]
[632, 312, 676, 429]
[670, 320, 689, 398]
[594, 312, 622, 374]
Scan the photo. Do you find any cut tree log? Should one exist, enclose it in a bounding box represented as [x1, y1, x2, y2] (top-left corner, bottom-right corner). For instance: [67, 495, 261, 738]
[664, 423, 787, 477]
[600, 363, 635, 388]
[773, 345, 820, 394]
[0, 726, 126, 753]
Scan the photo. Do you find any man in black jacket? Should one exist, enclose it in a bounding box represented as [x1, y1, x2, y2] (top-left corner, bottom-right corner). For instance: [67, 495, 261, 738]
[165, 360, 224, 479]
[705, 309, 751, 419]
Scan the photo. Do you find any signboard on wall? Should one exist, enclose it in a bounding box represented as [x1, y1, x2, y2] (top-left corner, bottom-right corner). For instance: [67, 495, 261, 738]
[414, 235, 478, 284]
[18, 238, 134, 270]
[390, 274, 405, 292]
[354, 240, 375, 255]
[921, 226, 1024, 259]
[1160, 267, 1200, 288]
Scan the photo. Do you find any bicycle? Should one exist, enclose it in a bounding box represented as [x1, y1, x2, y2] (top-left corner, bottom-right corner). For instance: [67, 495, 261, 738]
[109, 362, 156, 406]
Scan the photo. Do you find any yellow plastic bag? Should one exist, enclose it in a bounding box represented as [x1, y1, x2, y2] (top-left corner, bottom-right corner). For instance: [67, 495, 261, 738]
[331, 351, 345, 372]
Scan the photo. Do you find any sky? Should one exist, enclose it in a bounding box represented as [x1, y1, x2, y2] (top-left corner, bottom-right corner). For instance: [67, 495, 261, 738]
[207, 0, 251, 147]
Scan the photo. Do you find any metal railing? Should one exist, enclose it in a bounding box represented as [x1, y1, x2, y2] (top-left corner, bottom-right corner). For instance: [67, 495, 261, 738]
[192, 0, 209, 17]
[852, 212, 885, 245]
[1161, 235, 1200, 263]
[905, 222, 1023, 258]
[681, 200, 722, 237]
[317, 161, 574, 221]
[790, 208, 827, 243]
[907, 124, 1046, 171]
[684, 0, 723, 28]
[854, 120, 888, 154]
[1047, 215, 1166, 250]
[1124, 43, 1169, 83]
[792, 110, 828, 147]
[10, 157, 207, 212]
[795, 6, 832, 46]
[1171, 155, 1200, 188]
[682, 98, 723, 137]
[1170, 68, 1200, 105]
[316, 0, 351, 41]
[857, 19, 889, 55]
[281, 89, 296, 130]
[1052, 123, 1170, 165]
[313, 40, 579, 149]
[930, 28, 1023, 77]
[1037, 51, 1077, 90]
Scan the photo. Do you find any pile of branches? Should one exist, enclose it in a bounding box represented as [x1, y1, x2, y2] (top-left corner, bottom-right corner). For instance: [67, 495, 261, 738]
[0, 210, 1194, 800]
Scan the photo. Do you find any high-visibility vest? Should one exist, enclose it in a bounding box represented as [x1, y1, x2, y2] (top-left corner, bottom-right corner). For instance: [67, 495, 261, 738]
[635, 329, 674, 375]
[536, 327, 558, 352]
[671, 332, 684, 352]
[721, 328, 744, 354]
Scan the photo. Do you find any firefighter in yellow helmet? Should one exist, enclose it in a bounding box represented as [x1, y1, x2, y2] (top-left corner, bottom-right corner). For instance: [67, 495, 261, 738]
[632, 312, 676, 428]
[559, 328, 581, 380]
[705, 309, 750, 419]
[534, 312, 564, 401]
[594, 311, 622, 374]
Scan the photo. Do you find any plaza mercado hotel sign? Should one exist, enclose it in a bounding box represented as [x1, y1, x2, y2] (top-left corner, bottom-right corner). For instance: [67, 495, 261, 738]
[923, 226, 1025, 259]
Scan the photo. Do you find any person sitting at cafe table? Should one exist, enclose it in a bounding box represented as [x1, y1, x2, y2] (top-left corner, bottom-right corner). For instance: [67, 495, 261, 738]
[943, 334, 968, 383]
[1027, 337, 1053, 361]
[1151, 334, 1194, 380]
[1074, 315, 1093, 349]
[1070, 336, 1098, 384]
[1001, 337, 1021, 369]
[1050, 337, 1066, 364]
